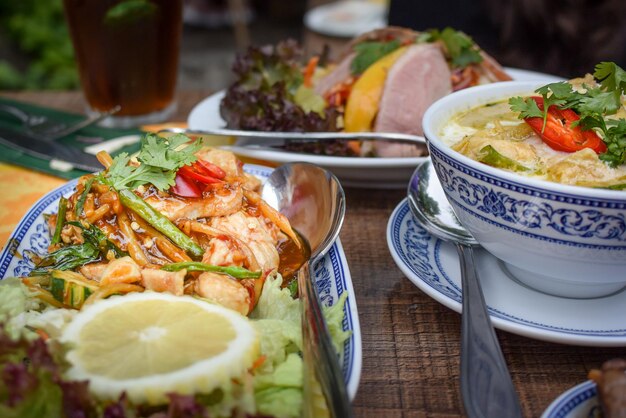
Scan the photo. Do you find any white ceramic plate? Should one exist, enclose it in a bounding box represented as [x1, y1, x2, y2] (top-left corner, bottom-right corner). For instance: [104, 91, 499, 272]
[386, 198, 626, 346]
[541, 381, 600, 418]
[188, 68, 563, 189]
[0, 164, 362, 400]
[304, 0, 387, 38]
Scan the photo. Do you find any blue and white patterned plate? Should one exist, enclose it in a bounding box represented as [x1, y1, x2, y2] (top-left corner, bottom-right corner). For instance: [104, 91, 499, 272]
[0, 164, 362, 399]
[541, 381, 600, 418]
[387, 198, 626, 347]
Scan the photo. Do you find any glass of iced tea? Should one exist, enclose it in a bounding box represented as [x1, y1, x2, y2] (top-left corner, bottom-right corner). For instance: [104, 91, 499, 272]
[63, 0, 182, 128]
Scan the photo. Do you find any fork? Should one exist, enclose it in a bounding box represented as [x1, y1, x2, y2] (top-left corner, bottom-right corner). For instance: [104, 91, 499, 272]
[0, 104, 120, 140]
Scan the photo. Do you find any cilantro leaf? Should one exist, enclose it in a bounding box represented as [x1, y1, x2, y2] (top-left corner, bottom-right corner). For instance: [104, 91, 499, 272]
[594, 61, 626, 95]
[508, 96, 543, 119]
[509, 61, 626, 167]
[425, 27, 482, 68]
[137, 133, 201, 170]
[578, 90, 622, 115]
[104, 133, 201, 191]
[536, 82, 573, 100]
[105, 152, 136, 189]
[350, 40, 401, 75]
[599, 118, 626, 166]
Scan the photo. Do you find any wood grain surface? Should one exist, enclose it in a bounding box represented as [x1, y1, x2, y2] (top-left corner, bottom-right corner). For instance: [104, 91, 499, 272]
[1, 90, 624, 418]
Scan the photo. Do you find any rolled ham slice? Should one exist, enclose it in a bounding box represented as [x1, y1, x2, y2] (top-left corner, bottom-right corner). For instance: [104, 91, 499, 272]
[373, 43, 452, 157]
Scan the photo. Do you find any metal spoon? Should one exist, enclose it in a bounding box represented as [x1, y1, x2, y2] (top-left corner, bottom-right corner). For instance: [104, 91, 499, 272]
[407, 161, 522, 418]
[262, 162, 352, 418]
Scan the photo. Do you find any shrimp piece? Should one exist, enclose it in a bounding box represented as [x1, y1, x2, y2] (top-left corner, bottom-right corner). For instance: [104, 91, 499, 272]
[144, 185, 244, 221]
[195, 148, 242, 178]
[202, 238, 248, 269]
[100, 256, 142, 286]
[141, 268, 185, 296]
[79, 262, 108, 281]
[244, 189, 301, 249]
[209, 211, 280, 272]
[194, 272, 252, 315]
[189, 221, 260, 271]
[195, 148, 262, 191]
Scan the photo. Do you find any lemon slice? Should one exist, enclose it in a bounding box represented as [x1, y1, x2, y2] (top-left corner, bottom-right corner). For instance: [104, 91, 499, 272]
[60, 291, 259, 405]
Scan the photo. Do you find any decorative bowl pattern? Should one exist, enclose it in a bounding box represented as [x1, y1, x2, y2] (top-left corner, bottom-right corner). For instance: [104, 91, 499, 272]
[422, 81, 626, 298]
[541, 381, 599, 418]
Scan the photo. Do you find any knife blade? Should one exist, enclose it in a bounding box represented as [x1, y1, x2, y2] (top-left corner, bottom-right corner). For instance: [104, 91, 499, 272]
[0, 126, 102, 172]
[159, 127, 427, 148]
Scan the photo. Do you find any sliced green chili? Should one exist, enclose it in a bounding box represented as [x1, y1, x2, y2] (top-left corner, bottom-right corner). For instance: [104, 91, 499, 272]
[161, 262, 261, 279]
[51, 197, 68, 245]
[478, 145, 531, 172]
[74, 177, 95, 218]
[117, 189, 204, 258]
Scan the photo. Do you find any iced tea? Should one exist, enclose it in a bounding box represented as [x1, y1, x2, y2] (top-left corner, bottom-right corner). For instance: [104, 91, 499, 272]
[63, 0, 182, 124]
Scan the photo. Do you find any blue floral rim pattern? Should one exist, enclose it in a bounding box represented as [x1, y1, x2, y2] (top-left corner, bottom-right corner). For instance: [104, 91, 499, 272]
[429, 147, 626, 248]
[541, 381, 598, 418]
[388, 199, 626, 341]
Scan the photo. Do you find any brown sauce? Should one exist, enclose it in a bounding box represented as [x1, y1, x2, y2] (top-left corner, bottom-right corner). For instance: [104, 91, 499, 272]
[277, 231, 311, 282]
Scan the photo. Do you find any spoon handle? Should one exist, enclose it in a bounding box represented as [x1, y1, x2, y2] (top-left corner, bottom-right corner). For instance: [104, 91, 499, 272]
[456, 244, 522, 418]
[299, 261, 353, 418]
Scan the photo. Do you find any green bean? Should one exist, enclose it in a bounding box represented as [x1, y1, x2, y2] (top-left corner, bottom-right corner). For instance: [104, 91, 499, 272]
[117, 189, 204, 259]
[74, 177, 94, 217]
[161, 262, 261, 279]
[51, 197, 68, 245]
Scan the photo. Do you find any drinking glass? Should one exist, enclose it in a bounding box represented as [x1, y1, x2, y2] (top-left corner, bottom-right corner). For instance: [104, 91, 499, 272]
[63, 0, 183, 128]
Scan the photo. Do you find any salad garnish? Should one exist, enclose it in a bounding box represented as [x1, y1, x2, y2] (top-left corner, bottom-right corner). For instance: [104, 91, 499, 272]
[219, 40, 340, 134]
[419, 27, 483, 68]
[350, 39, 401, 75]
[509, 62, 626, 165]
[101, 133, 202, 192]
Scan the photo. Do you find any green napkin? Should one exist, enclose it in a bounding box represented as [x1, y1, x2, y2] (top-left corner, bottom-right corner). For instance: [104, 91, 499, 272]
[0, 97, 142, 179]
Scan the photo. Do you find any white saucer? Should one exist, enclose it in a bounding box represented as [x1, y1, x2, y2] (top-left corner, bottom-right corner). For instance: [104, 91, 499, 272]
[387, 198, 626, 347]
[541, 381, 599, 418]
[304, 0, 387, 38]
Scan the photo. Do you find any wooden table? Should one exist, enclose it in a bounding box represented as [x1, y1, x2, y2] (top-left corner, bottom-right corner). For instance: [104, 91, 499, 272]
[1, 90, 623, 418]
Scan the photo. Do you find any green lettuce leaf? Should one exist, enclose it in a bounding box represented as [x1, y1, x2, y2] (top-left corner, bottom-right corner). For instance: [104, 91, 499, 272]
[250, 274, 300, 323]
[0, 278, 45, 340]
[254, 353, 303, 418]
[251, 275, 302, 371]
[323, 292, 351, 354]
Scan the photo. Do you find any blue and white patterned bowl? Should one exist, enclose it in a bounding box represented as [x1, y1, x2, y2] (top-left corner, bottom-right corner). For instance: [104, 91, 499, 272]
[422, 81, 626, 299]
[541, 381, 599, 418]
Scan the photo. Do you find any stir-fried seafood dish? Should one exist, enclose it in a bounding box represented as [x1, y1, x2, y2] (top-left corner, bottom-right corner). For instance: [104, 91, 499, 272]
[29, 135, 307, 314]
[0, 134, 348, 418]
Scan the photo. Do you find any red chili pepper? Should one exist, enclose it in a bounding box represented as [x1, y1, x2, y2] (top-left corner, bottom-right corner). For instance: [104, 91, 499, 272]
[194, 159, 226, 180]
[178, 164, 223, 185]
[524, 96, 607, 154]
[170, 174, 201, 198]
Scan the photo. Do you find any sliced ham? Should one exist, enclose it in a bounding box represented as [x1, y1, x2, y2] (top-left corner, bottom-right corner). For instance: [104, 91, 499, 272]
[375, 43, 452, 135]
[373, 43, 452, 157]
[313, 52, 355, 97]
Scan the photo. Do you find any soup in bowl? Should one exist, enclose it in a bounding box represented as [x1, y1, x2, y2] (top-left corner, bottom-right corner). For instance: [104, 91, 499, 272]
[422, 78, 626, 298]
